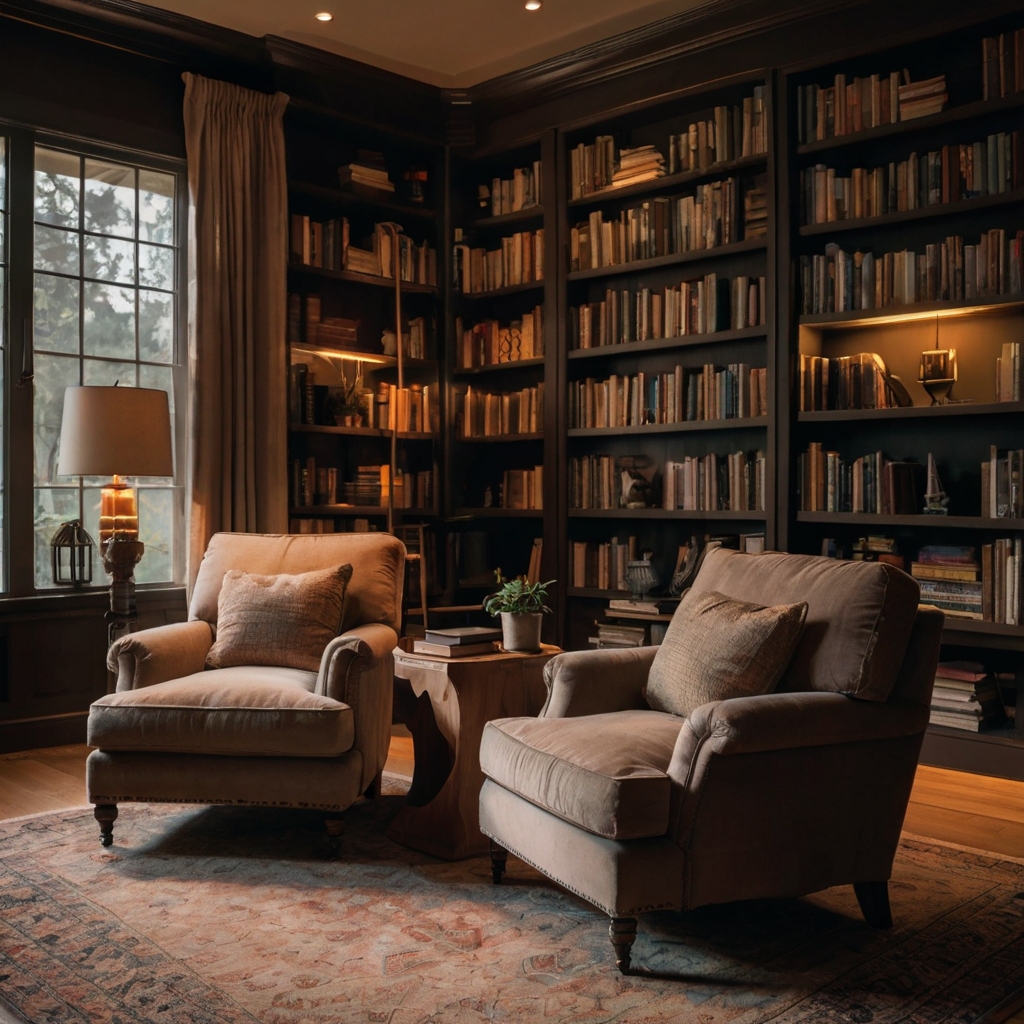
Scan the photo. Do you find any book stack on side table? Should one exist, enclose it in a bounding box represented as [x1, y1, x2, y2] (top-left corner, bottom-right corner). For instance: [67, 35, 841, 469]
[929, 661, 1007, 732]
[412, 626, 503, 658]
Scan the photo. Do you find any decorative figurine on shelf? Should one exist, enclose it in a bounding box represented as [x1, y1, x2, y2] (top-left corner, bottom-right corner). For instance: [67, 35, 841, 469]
[618, 455, 655, 508]
[918, 348, 958, 405]
[625, 552, 659, 602]
[922, 453, 950, 515]
[668, 537, 703, 596]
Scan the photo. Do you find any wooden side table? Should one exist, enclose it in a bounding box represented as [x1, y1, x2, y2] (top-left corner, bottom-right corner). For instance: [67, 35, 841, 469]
[388, 640, 559, 860]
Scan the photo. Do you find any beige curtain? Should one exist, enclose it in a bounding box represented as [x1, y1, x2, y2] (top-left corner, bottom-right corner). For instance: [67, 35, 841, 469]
[182, 72, 290, 590]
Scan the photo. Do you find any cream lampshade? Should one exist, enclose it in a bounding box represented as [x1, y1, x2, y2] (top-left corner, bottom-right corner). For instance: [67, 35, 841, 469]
[58, 386, 174, 545]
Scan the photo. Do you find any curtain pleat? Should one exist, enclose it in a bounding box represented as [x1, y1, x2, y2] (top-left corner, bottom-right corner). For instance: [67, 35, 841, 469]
[182, 72, 289, 592]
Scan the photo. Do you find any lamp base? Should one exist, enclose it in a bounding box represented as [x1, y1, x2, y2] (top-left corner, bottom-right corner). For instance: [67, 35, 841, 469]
[102, 536, 144, 648]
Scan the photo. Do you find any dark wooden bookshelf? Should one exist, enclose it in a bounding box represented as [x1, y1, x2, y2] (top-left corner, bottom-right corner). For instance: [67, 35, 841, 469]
[459, 280, 545, 300]
[455, 432, 544, 442]
[799, 295, 1024, 328]
[568, 325, 767, 361]
[567, 153, 767, 209]
[797, 400, 1024, 422]
[452, 508, 544, 518]
[288, 262, 437, 294]
[568, 416, 767, 437]
[796, 512, 1024, 530]
[798, 188, 1024, 238]
[288, 180, 437, 221]
[565, 586, 632, 599]
[567, 238, 767, 283]
[472, 206, 544, 228]
[569, 508, 768, 520]
[453, 357, 546, 376]
[289, 505, 389, 516]
[289, 424, 437, 440]
[796, 91, 1024, 158]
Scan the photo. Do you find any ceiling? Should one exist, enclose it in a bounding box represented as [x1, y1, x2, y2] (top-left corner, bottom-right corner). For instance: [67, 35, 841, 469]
[142, 0, 713, 87]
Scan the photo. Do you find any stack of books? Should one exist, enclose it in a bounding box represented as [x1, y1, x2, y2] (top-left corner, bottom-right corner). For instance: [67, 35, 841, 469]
[412, 626, 502, 658]
[850, 535, 903, 569]
[913, 546, 982, 620]
[898, 75, 947, 121]
[342, 466, 385, 506]
[338, 151, 394, 193]
[612, 145, 665, 188]
[743, 185, 768, 239]
[929, 661, 1006, 732]
[588, 622, 648, 649]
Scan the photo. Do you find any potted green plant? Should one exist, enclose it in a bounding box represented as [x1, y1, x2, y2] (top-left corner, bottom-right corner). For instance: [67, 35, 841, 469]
[329, 370, 365, 427]
[483, 569, 555, 653]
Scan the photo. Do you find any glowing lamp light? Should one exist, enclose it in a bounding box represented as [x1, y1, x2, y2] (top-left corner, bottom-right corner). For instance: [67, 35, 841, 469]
[525, 1, 543, 9]
[314, 11, 333, 21]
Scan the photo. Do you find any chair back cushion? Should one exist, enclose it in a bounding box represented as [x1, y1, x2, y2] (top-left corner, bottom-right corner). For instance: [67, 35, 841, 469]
[206, 564, 352, 672]
[689, 547, 920, 702]
[645, 590, 807, 718]
[190, 532, 405, 633]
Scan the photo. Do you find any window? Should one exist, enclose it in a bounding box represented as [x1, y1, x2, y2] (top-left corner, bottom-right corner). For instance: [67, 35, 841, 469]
[31, 144, 182, 588]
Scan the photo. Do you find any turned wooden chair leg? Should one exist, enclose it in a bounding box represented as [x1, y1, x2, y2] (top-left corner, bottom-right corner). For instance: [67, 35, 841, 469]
[94, 804, 118, 847]
[324, 818, 345, 858]
[489, 841, 508, 884]
[854, 880, 892, 928]
[609, 916, 637, 974]
[364, 771, 383, 800]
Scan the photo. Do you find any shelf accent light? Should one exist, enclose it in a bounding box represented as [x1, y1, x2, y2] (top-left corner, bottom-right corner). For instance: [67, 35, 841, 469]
[314, 12, 333, 21]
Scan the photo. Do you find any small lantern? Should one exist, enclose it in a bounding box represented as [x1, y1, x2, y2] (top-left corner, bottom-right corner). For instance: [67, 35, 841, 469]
[51, 519, 95, 587]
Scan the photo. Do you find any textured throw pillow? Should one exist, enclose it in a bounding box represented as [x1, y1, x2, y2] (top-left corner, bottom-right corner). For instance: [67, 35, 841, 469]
[645, 590, 808, 718]
[205, 564, 353, 673]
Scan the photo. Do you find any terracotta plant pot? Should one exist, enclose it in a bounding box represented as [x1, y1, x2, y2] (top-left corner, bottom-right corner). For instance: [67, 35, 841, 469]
[500, 611, 543, 653]
[335, 413, 363, 427]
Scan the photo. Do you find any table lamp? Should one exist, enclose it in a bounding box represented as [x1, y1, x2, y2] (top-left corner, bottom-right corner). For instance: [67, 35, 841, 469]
[58, 385, 174, 643]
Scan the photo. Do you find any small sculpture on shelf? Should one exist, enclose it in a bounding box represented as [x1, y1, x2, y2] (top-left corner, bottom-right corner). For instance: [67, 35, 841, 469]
[918, 348, 958, 405]
[625, 552, 659, 602]
[922, 453, 950, 515]
[618, 455, 655, 508]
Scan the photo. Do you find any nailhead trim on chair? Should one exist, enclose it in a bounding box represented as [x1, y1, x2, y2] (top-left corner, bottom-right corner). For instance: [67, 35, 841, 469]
[478, 824, 680, 918]
[88, 795, 349, 811]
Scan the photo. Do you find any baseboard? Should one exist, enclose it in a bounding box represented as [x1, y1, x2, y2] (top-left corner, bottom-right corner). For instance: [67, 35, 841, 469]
[0, 712, 88, 753]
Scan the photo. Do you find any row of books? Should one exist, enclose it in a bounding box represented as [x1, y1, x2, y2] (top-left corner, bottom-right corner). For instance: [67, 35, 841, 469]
[928, 660, 1009, 732]
[571, 534, 639, 590]
[982, 31, 1024, 100]
[914, 543, 1022, 624]
[456, 307, 544, 369]
[799, 230, 1024, 315]
[982, 445, 1024, 519]
[796, 71, 946, 145]
[364, 383, 438, 434]
[571, 274, 766, 350]
[452, 229, 544, 293]
[569, 178, 750, 271]
[799, 132, 1024, 226]
[287, 293, 430, 360]
[482, 162, 542, 217]
[289, 458, 434, 511]
[289, 215, 437, 286]
[498, 466, 544, 510]
[799, 445, 928, 514]
[458, 384, 544, 438]
[569, 364, 767, 428]
[797, 352, 907, 412]
[996, 342, 1021, 402]
[663, 451, 766, 512]
[568, 92, 768, 199]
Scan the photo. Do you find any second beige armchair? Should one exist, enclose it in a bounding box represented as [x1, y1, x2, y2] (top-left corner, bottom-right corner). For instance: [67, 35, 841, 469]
[86, 531, 405, 846]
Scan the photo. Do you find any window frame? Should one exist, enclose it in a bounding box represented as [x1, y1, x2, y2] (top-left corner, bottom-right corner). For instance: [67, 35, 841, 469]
[1, 123, 188, 598]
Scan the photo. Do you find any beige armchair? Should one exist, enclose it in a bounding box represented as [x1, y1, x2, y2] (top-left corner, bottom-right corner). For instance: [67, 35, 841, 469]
[86, 531, 405, 846]
[479, 548, 942, 973]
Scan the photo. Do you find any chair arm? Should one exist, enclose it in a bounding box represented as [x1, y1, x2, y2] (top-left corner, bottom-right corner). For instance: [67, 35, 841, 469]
[540, 646, 658, 718]
[107, 620, 214, 691]
[317, 623, 397, 792]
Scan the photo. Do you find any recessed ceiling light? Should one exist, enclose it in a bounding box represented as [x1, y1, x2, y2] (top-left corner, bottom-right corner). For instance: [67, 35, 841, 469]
[525, 0, 542, 9]
[314, 11, 333, 21]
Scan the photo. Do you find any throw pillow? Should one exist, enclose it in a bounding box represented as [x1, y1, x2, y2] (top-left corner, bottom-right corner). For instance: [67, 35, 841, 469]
[205, 564, 353, 673]
[645, 589, 808, 718]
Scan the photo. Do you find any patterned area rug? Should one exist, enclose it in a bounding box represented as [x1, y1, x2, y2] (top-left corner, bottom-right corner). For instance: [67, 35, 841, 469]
[1, 796, 1023, 1024]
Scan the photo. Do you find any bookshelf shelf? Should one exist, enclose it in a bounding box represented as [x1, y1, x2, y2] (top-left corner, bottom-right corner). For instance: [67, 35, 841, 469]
[290, 342, 438, 372]
[798, 295, 1024, 329]
[568, 416, 767, 438]
[795, 91, 1024, 157]
[451, 507, 544, 518]
[796, 512, 1024, 530]
[460, 281, 545, 300]
[453, 357, 546, 376]
[566, 586, 632, 599]
[289, 424, 437, 440]
[568, 154, 768, 209]
[288, 180, 437, 221]
[798, 188, 1024, 238]
[473, 206, 544, 228]
[569, 508, 768, 520]
[288, 263, 437, 294]
[568, 326, 768, 361]
[288, 505, 389, 516]
[797, 401, 1024, 422]
[455, 432, 544, 442]
[568, 238, 767, 283]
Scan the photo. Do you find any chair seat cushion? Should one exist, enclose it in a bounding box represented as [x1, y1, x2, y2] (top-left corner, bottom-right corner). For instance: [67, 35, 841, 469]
[87, 667, 354, 757]
[480, 710, 683, 840]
